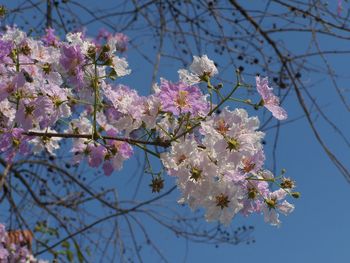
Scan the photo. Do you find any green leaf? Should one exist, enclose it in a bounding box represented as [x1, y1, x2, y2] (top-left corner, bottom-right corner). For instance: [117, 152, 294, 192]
[85, 246, 91, 257]
[61, 241, 70, 249]
[66, 250, 74, 262]
[74, 241, 84, 263]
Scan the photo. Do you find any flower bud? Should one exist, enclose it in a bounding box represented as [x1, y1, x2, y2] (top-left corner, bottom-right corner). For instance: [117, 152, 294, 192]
[104, 57, 113, 66]
[0, 5, 6, 18]
[87, 46, 96, 59]
[216, 83, 223, 89]
[150, 177, 164, 193]
[291, 192, 300, 199]
[102, 44, 110, 52]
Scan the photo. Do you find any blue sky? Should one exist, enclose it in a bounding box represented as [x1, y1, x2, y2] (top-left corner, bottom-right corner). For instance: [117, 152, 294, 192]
[2, 0, 350, 262]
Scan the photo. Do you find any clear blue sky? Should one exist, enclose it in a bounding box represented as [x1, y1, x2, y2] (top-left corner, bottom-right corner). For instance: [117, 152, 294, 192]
[2, 0, 350, 262]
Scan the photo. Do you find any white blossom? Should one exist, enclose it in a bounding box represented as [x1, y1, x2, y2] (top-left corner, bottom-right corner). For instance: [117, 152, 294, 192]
[0, 99, 16, 126]
[29, 128, 61, 155]
[112, 56, 131, 77]
[178, 55, 218, 85]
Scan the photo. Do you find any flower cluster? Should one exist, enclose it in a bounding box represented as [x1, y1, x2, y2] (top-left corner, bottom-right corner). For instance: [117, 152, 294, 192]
[0, 26, 296, 227]
[0, 223, 47, 263]
[161, 108, 294, 226]
[0, 26, 134, 173]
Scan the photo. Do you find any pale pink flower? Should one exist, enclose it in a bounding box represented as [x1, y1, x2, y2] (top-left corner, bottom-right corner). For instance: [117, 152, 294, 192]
[178, 55, 218, 85]
[262, 189, 295, 226]
[203, 180, 244, 226]
[256, 76, 288, 120]
[42, 27, 60, 46]
[0, 128, 30, 162]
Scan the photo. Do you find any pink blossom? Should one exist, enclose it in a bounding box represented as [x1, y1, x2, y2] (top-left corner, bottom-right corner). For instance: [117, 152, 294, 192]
[0, 222, 46, 262]
[34, 84, 71, 128]
[0, 26, 297, 227]
[0, 128, 29, 162]
[0, 247, 9, 260]
[95, 29, 128, 52]
[59, 44, 85, 88]
[103, 84, 144, 120]
[42, 27, 60, 46]
[0, 72, 26, 101]
[178, 55, 218, 85]
[114, 33, 128, 52]
[103, 161, 114, 176]
[0, 40, 12, 63]
[256, 76, 288, 120]
[119, 142, 133, 159]
[262, 189, 295, 226]
[89, 145, 107, 167]
[96, 28, 112, 42]
[158, 78, 209, 116]
[15, 100, 38, 130]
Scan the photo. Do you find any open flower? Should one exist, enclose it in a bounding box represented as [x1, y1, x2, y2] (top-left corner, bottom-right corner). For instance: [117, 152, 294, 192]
[0, 128, 29, 162]
[178, 55, 218, 85]
[256, 76, 287, 120]
[29, 128, 61, 156]
[203, 180, 244, 226]
[111, 56, 131, 77]
[41, 27, 60, 47]
[0, 39, 12, 63]
[157, 78, 209, 116]
[262, 189, 295, 226]
[59, 44, 85, 88]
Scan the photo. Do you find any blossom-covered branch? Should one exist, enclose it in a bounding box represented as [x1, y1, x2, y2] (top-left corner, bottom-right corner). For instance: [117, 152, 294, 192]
[0, 26, 297, 230]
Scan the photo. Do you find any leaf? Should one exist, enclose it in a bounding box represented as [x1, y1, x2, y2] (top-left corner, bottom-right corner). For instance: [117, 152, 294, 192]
[61, 240, 70, 249]
[66, 250, 74, 262]
[74, 241, 84, 263]
[85, 246, 91, 257]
